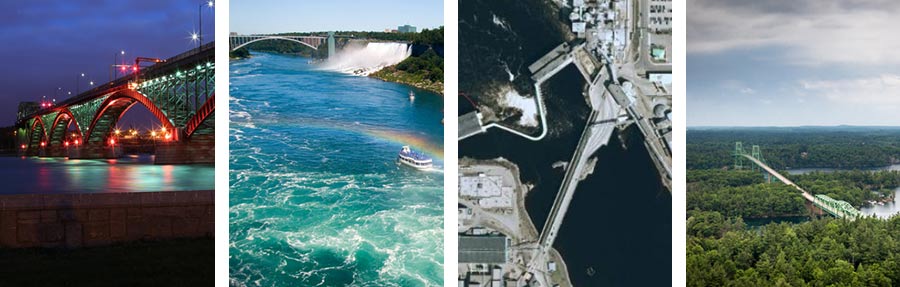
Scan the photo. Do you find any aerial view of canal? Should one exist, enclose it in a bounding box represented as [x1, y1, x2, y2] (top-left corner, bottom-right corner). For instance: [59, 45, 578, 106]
[459, 71, 671, 286]
[0, 155, 213, 194]
[229, 51, 443, 286]
[459, 0, 671, 285]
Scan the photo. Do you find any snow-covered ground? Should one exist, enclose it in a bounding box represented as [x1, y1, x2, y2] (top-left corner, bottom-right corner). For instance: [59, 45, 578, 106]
[498, 85, 538, 127]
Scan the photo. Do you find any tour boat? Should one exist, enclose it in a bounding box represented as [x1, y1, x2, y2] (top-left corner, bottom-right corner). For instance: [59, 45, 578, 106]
[398, 146, 432, 170]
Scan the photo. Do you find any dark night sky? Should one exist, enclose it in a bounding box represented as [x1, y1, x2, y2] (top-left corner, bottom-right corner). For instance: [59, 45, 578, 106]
[0, 0, 215, 128]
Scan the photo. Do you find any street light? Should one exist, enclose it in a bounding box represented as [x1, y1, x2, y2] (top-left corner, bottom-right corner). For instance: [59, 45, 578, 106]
[76, 73, 87, 94]
[198, 1, 214, 51]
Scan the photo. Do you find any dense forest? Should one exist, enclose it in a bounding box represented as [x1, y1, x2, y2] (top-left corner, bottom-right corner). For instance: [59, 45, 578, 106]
[687, 170, 806, 218]
[688, 213, 900, 286]
[687, 127, 900, 169]
[687, 162, 900, 285]
[687, 127, 900, 285]
[687, 169, 900, 218]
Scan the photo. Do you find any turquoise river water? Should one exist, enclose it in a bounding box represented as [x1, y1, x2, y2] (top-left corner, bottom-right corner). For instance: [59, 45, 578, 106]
[229, 52, 444, 286]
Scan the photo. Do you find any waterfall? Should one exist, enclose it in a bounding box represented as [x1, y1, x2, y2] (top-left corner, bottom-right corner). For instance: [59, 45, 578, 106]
[320, 42, 411, 76]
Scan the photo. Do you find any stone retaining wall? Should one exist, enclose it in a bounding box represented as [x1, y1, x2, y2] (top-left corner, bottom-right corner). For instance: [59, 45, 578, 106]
[155, 135, 214, 164]
[0, 190, 213, 248]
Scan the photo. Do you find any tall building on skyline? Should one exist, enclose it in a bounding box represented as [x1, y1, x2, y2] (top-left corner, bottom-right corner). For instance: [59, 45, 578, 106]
[398, 24, 416, 33]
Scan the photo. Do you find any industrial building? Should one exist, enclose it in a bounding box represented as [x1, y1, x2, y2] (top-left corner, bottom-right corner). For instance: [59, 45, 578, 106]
[459, 173, 514, 208]
[458, 235, 509, 264]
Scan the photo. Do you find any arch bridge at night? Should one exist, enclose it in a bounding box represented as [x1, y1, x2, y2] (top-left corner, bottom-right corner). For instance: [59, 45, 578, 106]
[15, 43, 215, 164]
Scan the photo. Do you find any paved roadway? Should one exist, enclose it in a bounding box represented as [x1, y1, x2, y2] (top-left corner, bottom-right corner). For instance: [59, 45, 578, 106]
[741, 154, 856, 219]
[741, 154, 813, 200]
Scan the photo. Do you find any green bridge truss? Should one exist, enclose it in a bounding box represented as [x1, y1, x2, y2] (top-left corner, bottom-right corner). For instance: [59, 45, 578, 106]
[813, 194, 861, 219]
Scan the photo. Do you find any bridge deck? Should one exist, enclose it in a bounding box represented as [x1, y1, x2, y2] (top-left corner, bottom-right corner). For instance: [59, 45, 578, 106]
[742, 154, 858, 219]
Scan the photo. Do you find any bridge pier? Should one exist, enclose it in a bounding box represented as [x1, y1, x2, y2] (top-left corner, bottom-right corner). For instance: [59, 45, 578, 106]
[67, 145, 121, 160]
[43, 146, 68, 157]
[154, 135, 214, 165]
[23, 148, 41, 157]
[804, 201, 826, 216]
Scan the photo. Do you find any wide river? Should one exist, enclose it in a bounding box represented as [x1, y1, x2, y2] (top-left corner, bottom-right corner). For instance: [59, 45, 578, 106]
[229, 52, 444, 286]
[0, 155, 213, 194]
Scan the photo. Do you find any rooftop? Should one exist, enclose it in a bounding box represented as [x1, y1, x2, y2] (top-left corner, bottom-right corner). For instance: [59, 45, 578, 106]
[459, 236, 508, 263]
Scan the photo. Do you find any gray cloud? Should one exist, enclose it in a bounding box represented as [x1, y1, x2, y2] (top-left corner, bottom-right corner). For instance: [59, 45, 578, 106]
[688, 0, 900, 65]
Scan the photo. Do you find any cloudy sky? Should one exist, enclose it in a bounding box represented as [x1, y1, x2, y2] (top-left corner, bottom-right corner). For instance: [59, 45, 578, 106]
[0, 0, 214, 127]
[688, 0, 900, 126]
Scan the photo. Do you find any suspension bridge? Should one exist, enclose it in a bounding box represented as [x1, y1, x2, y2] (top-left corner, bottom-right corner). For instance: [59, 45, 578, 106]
[734, 142, 861, 219]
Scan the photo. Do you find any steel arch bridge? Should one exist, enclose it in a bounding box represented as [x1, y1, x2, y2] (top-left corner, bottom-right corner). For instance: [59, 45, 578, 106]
[229, 34, 327, 51]
[16, 42, 216, 164]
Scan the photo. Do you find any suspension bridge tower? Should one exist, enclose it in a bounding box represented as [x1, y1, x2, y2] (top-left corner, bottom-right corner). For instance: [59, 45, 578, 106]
[733, 142, 745, 170]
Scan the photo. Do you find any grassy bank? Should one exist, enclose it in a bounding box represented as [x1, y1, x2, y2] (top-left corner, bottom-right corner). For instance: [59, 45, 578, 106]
[0, 238, 213, 286]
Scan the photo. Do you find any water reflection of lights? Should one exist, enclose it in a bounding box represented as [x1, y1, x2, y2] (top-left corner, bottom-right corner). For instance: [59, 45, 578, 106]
[162, 165, 174, 185]
[1, 156, 213, 194]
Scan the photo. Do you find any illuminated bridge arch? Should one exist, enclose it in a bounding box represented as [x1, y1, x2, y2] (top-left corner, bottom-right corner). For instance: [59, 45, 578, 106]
[85, 89, 175, 145]
[183, 94, 215, 139]
[28, 116, 48, 149]
[48, 108, 82, 146]
[229, 35, 324, 52]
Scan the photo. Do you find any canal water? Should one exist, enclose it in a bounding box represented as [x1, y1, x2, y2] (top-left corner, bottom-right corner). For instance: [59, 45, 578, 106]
[229, 52, 443, 286]
[0, 155, 213, 194]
